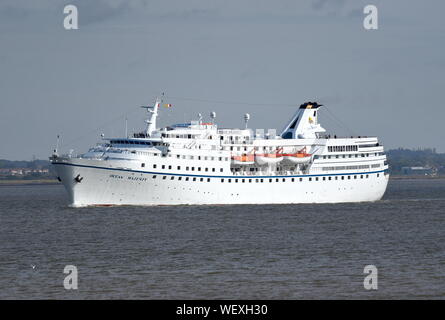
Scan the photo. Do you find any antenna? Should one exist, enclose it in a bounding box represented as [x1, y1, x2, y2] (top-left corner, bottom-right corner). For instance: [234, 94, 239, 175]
[198, 113, 202, 124]
[244, 113, 250, 129]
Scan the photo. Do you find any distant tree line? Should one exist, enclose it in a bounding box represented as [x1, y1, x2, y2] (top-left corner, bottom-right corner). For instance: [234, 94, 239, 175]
[386, 148, 445, 174]
[0, 159, 50, 169]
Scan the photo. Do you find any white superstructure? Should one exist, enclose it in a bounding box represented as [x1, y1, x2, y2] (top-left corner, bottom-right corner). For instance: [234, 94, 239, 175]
[51, 98, 389, 207]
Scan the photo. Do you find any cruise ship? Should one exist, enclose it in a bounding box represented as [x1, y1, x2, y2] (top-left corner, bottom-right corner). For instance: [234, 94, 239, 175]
[50, 97, 389, 206]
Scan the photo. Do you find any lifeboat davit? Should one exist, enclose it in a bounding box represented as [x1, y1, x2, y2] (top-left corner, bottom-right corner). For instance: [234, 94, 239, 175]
[231, 154, 255, 165]
[255, 153, 283, 165]
[283, 147, 312, 164]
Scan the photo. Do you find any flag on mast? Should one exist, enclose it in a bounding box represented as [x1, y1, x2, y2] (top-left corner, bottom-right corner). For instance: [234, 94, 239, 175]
[164, 103, 172, 108]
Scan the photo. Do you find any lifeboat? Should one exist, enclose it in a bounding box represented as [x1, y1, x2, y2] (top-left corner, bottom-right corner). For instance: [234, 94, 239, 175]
[283, 147, 312, 164]
[255, 153, 283, 165]
[231, 154, 255, 165]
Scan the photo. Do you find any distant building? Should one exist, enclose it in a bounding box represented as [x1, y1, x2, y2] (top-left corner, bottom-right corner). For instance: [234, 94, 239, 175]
[401, 166, 434, 175]
[0, 168, 50, 177]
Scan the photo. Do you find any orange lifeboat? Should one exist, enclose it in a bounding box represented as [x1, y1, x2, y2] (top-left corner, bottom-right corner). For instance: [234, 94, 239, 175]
[231, 154, 255, 165]
[283, 147, 312, 164]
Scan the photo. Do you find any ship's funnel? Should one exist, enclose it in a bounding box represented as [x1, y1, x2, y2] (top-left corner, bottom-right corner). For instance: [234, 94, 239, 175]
[280, 102, 326, 139]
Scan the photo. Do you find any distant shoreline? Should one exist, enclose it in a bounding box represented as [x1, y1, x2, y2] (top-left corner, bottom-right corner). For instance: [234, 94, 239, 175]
[0, 179, 60, 186]
[389, 175, 445, 180]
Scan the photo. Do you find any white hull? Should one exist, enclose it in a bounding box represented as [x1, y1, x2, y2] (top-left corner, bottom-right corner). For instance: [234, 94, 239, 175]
[53, 159, 389, 207]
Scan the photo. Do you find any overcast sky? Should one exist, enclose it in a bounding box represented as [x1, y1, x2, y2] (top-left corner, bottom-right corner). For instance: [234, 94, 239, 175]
[1, 0, 444, 160]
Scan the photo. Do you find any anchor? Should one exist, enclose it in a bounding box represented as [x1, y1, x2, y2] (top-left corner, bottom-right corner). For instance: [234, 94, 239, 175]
[74, 174, 83, 183]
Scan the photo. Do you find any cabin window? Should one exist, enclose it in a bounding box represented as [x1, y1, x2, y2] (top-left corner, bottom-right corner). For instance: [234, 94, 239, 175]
[141, 163, 145, 168]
